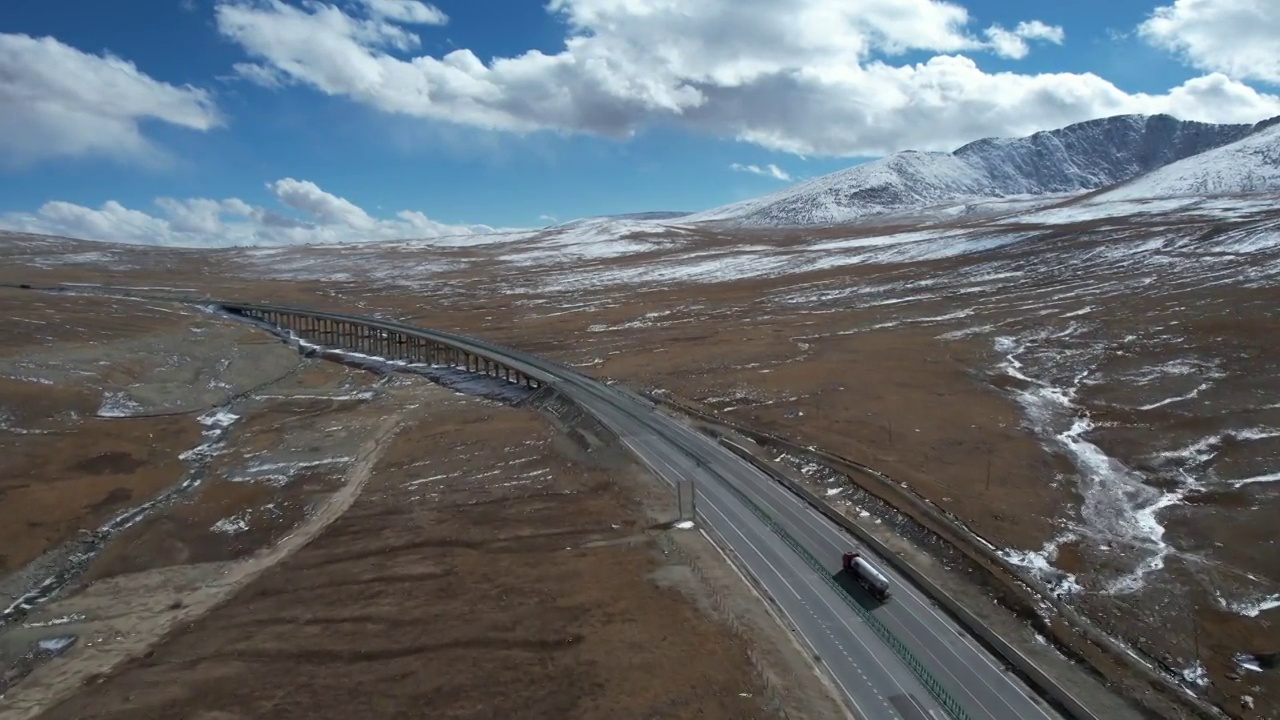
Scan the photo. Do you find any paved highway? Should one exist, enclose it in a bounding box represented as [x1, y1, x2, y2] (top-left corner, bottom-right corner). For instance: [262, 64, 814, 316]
[35, 289, 1061, 720]
[371, 318, 1061, 720]
[560, 378, 1059, 720]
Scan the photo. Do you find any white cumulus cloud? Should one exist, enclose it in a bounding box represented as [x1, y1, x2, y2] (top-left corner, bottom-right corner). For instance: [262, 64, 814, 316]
[211, 0, 1280, 158]
[731, 163, 792, 181]
[359, 0, 448, 25]
[0, 33, 221, 167]
[984, 20, 1066, 60]
[0, 178, 514, 248]
[232, 61, 289, 88]
[1140, 0, 1280, 84]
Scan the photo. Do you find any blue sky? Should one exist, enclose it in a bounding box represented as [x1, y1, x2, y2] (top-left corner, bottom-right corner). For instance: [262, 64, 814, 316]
[1, 0, 1277, 245]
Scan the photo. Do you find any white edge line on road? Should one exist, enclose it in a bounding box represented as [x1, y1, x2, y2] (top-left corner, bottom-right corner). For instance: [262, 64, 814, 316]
[782, 481, 1053, 720]
[727, 440, 1057, 720]
[695, 523, 863, 720]
[698, 499, 878, 720]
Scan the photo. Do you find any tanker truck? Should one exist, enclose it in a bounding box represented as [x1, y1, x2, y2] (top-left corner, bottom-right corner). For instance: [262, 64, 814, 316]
[841, 551, 891, 602]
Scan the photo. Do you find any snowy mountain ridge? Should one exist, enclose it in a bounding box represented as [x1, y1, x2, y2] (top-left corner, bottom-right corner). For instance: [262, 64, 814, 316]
[1086, 120, 1280, 203]
[687, 114, 1276, 228]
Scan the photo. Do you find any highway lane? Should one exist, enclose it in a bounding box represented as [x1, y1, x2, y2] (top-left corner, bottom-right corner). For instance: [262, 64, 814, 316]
[539, 377, 1060, 720]
[658, 419, 1058, 720]
[572, 395, 946, 720]
[496, 368, 1055, 720]
[194, 301, 1062, 720]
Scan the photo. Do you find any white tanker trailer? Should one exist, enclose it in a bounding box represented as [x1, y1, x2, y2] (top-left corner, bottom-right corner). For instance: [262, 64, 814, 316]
[841, 551, 891, 602]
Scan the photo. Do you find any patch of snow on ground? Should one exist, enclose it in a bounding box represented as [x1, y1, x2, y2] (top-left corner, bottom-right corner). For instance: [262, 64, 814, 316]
[1234, 653, 1266, 673]
[503, 218, 693, 263]
[211, 513, 250, 534]
[995, 332, 1189, 594]
[405, 471, 465, 489]
[808, 229, 954, 252]
[179, 408, 241, 462]
[936, 324, 999, 340]
[836, 231, 1036, 264]
[1206, 222, 1280, 255]
[3, 374, 54, 385]
[1016, 197, 1204, 224]
[1223, 593, 1280, 617]
[1152, 427, 1280, 487]
[1230, 471, 1280, 487]
[538, 251, 794, 290]
[96, 391, 144, 418]
[235, 457, 354, 486]
[999, 534, 1083, 597]
[22, 613, 86, 628]
[255, 390, 380, 402]
[1179, 660, 1209, 689]
[26, 251, 117, 266]
[36, 636, 77, 654]
[0, 407, 49, 435]
[588, 309, 681, 332]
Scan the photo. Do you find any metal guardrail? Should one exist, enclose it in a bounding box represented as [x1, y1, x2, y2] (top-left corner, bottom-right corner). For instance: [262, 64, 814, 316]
[216, 301, 974, 720]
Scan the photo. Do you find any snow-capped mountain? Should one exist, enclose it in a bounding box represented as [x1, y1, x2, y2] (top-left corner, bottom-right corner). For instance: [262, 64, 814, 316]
[1086, 118, 1280, 202]
[687, 114, 1266, 227]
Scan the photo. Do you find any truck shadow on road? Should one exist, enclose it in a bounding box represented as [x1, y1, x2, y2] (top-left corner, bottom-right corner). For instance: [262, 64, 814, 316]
[831, 570, 889, 611]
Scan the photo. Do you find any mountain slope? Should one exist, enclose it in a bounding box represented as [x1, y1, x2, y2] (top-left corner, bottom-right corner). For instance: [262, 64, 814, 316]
[687, 115, 1260, 227]
[1087, 119, 1280, 202]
